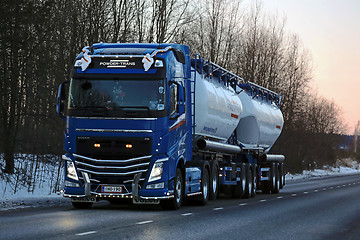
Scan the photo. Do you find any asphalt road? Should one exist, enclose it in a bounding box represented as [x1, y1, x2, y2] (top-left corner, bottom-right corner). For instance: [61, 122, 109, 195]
[2, 174, 360, 240]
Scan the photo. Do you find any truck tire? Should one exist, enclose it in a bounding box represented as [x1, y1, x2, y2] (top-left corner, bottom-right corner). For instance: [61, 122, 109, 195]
[271, 163, 280, 194]
[262, 163, 275, 194]
[197, 167, 210, 206]
[231, 163, 245, 198]
[161, 168, 183, 210]
[209, 160, 219, 200]
[72, 202, 93, 209]
[279, 163, 284, 189]
[243, 164, 252, 199]
[251, 164, 257, 197]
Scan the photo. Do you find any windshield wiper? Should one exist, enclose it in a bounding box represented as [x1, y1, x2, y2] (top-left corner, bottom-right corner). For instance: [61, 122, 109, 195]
[116, 106, 150, 111]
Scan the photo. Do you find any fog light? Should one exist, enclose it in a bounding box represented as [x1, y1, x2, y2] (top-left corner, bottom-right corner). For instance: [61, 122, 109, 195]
[146, 182, 165, 189]
[65, 180, 80, 187]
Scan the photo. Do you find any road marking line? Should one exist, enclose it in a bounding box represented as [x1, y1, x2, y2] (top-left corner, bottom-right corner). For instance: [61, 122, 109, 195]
[322, 188, 327, 191]
[277, 196, 283, 199]
[181, 213, 193, 216]
[260, 199, 267, 202]
[314, 190, 318, 192]
[303, 192, 308, 194]
[348, 184, 352, 186]
[331, 187, 335, 189]
[291, 194, 297, 197]
[239, 203, 247, 206]
[342, 185, 346, 187]
[213, 207, 224, 211]
[76, 231, 97, 236]
[353, 183, 356, 185]
[136, 220, 153, 225]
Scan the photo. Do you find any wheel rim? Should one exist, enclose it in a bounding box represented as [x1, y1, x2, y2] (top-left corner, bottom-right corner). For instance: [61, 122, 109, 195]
[253, 174, 257, 191]
[175, 177, 182, 204]
[248, 172, 253, 193]
[203, 174, 208, 199]
[212, 169, 217, 195]
[272, 168, 276, 187]
[242, 173, 246, 190]
[277, 170, 280, 188]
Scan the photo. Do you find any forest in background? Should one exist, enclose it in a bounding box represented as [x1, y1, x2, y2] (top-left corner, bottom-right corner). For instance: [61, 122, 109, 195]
[0, 0, 353, 175]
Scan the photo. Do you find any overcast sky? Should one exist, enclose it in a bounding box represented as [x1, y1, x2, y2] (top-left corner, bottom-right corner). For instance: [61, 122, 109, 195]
[253, 0, 360, 134]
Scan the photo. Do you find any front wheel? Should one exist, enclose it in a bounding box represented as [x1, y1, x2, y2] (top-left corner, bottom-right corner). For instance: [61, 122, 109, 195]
[161, 168, 183, 210]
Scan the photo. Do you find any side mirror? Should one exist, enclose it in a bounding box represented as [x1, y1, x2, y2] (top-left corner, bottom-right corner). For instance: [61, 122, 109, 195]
[56, 81, 70, 119]
[169, 83, 179, 120]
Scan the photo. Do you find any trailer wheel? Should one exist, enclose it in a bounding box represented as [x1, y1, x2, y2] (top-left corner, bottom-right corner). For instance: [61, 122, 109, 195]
[198, 167, 210, 206]
[251, 164, 257, 197]
[209, 160, 219, 200]
[271, 164, 280, 194]
[243, 164, 252, 198]
[262, 163, 275, 194]
[72, 202, 93, 209]
[231, 163, 245, 198]
[279, 163, 284, 189]
[161, 168, 183, 210]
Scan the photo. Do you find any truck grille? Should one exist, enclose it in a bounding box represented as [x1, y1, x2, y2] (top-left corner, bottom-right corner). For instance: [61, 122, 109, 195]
[74, 136, 152, 192]
[74, 153, 151, 191]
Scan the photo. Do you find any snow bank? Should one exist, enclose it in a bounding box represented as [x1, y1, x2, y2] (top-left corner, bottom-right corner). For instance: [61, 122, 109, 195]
[286, 159, 360, 182]
[0, 154, 65, 211]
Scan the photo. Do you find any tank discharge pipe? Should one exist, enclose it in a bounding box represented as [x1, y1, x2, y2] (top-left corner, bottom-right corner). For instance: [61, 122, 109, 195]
[265, 154, 285, 162]
[197, 139, 242, 154]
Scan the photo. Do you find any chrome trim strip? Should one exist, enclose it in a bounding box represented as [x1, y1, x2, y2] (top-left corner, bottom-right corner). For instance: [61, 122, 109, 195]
[92, 192, 132, 196]
[74, 117, 157, 120]
[77, 167, 147, 176]
[123, 178, 145, 184]
[137, 196, 174, 200]
[64, 193, 174, 200]
[73, 154, 152, 164]
[75, 161, 150, 170]
[79, 176, 100, 183]
[75, 128, 153, 133]
[89, 55, 144, 58]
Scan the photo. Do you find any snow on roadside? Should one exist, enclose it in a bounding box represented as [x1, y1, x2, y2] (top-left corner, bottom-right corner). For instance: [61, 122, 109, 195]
[0, 154, 67, 211]
[285, 159, 360, 182]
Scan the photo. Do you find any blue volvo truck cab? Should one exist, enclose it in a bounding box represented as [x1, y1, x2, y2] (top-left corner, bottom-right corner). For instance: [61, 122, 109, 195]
[57, 43, 198, 209]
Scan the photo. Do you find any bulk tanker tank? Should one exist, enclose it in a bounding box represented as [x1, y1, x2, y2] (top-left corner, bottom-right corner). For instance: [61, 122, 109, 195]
[192, 63, 283, 153]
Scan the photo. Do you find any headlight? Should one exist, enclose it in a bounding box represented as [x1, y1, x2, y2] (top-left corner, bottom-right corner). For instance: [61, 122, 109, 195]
[63, 155, 79, 181]
[148, 158, 167, 182]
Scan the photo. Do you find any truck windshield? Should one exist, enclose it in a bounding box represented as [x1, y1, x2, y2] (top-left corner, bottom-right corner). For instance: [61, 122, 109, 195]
[68, 78, 166, 111]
